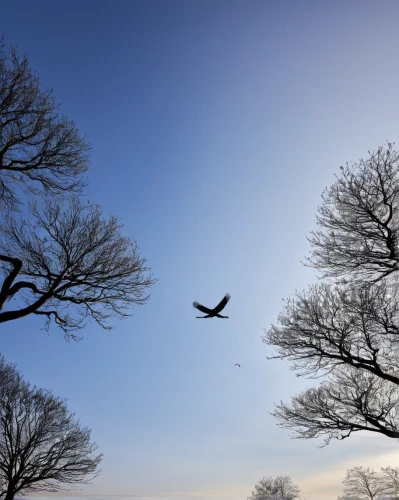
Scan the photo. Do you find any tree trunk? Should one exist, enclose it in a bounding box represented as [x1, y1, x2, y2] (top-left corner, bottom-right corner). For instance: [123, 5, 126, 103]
[4, 483, 15, 500]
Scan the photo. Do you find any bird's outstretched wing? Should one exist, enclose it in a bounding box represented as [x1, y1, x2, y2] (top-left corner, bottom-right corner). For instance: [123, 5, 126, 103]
[212, 293, 231, 314]
[193, 301, 213, 314]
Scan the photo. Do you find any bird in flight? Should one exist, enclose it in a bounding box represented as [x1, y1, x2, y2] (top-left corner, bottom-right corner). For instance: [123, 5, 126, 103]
[235, 364, 241, 367]
[193, 293, 231, 318]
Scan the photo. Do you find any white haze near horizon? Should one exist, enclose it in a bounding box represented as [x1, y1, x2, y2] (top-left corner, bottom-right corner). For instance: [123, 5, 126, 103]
[24, 497, 245, 500]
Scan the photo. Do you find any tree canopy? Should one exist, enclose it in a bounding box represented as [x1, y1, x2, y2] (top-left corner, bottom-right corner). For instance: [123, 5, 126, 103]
[0, 355, 102, 499]
[0, 37, 156, 338]
[248, 475, 301, 500]
[264, 143, 399, 445]
[305, 143, 399, 284]
[0, 37, 90, 209]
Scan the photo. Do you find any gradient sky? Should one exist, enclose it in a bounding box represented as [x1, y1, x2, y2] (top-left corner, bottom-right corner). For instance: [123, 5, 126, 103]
[2, 1, 399, 499]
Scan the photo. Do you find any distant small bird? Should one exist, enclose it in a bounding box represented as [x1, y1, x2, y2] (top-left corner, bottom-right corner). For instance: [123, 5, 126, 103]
[235, 364, 241, 367]
[193, 293, 231, 318]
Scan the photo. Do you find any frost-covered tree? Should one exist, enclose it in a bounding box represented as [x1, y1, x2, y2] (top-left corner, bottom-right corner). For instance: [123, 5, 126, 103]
[342, 467, 390, 500]
[381, 467, 399, 498]
[336, 466, 399, 500]
[248, 475, 301, 500]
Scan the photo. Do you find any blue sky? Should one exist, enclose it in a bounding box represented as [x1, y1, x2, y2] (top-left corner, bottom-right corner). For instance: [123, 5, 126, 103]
[2, 1, 399, 499]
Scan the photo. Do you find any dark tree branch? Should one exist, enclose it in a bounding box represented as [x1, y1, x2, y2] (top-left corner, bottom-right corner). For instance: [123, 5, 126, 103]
[304, 142, 399, 284]
[0, 38, 90, 210]
[7, 281, 44, 298]
[33, 309, 66, 324]
[266, 143, 399, 447]
[0, 37, 156, 342]
[0, 197, 156, 339]
[0, 255, 22, 309]
[264, 281, 399, 384]
[272, 369, 399, 447]
[0, 355, 102, 497]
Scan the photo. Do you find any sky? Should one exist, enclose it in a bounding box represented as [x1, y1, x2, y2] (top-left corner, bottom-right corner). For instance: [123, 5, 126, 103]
[1, 1, 399, 499]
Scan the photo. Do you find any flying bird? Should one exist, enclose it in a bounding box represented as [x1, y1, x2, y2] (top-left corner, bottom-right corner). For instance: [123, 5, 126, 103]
[193, 293, 231, 318]
[235, 364, 241, 367]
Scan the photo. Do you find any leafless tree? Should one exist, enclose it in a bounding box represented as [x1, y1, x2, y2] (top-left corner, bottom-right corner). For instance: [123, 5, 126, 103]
[342, 467, 390, 500]
[272, 367, 399, 446]
[248, 475, 301, 500]
[264, 143, 399, 445]
[381, 467, 399, 498]
[264, 280, 399, 382]
[264, 279, 399, 444]
[0, 37, 157, 339]
[305, 143, 399, 284]
[0, 38, 90, 210]
[0, 354, 102, 500]
[0, 197, 156, 339]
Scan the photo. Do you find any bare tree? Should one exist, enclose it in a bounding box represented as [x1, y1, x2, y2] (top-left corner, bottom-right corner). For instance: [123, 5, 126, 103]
[0, 197, 156, 339]
[381, 467, 399, 498]
[305, 143, 399, 284]
[342, 467, 390, 500]
[264, 280, 399, 382]
[0, 37, 157, 339]
[248, 476, 301, 500]
[0, 354, 102, 500]
[272, 367, 399, 446]
[264, 143, 399, 445]
[0, 37, 90, 210]
[264, 280, 399, 444]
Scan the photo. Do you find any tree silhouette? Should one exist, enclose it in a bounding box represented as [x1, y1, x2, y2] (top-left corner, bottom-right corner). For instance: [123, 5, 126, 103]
[0, 198, 155, 339]
[0, 37, 90, 210]
[0, 355, 102, 500]
[272, 368, 399, 445]
[305, 143, 399, 284]
[265, 143, 399, 445]
[0, 38, 156, 339]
